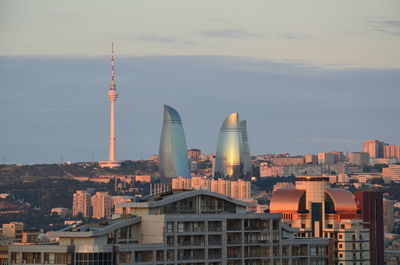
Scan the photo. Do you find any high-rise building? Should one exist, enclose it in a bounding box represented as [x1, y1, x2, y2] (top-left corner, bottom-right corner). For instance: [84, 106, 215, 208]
[270, 176, 370, 265]
[10, 189, 332, 265]
[239, 120, 251, 177]
[384, 145, 400, 159]
[354, 191, 384, 265]
[91, 192, 112, 219]
[363, 140, 386, 159]
[214, 113, 251, 179]
[72, 190, 92, 217]
[349, 152, 370, 166]
[159, 105, 190, 179]
[99, 43, 120, 168]
[383, 198, 395, 234]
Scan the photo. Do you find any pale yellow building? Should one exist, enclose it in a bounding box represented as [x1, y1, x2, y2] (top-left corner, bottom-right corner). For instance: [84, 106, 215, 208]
[0, 222, 23, 242]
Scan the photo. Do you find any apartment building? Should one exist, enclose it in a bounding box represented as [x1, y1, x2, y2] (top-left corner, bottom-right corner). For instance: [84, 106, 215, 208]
[91, 192, 112, 219]
[171, 176, 251, 200]
[72, 190, 92, 217]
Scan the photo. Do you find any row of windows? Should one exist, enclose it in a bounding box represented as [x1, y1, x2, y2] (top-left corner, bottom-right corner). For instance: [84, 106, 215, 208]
[166, 219, 279, 233]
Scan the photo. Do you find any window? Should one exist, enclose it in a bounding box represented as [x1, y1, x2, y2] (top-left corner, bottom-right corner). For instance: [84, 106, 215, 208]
[156, 251, 164, 262]
[178, 222, 184, 233]
[167, 236, 174, 246]
[327, 224, 333, 229]
[338, 234, 343, 239]
[119, 252, 131, 263]
[167, 222, 174, 233]
[167, 250, 174, 261]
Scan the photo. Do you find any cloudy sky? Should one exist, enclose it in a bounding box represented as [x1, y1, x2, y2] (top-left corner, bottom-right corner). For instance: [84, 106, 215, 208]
[1, 0, 399, 164]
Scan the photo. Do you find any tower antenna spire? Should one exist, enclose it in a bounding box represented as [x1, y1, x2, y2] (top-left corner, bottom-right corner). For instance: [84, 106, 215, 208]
[110, 42, 116, 90]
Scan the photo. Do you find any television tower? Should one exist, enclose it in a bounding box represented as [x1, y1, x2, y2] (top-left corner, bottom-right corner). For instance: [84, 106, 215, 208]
[99, 43, 121, 168]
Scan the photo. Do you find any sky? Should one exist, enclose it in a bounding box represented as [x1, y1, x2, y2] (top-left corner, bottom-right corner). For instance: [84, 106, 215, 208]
[0, 0, 400, 164]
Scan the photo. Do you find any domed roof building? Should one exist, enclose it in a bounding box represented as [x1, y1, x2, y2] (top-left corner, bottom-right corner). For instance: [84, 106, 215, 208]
[270, 176, 370, 265]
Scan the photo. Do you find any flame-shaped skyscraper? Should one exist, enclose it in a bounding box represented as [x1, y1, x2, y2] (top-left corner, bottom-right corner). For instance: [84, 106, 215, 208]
[214, 113, 251, 179]
[159, 105, 190, 179]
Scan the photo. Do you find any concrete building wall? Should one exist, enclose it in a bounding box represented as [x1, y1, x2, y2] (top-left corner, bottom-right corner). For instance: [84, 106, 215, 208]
[138, 215, 164, 244]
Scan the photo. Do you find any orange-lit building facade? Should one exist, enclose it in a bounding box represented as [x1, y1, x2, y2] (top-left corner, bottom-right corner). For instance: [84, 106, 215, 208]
[271, 156, 305, 166]
[171, 176, 251, 199]
[363, 140, 386, 159]
[72, 190, 92, 217]
[384, 145, 400, 159]
[91, 192, 112, 219]
[269, 176, 370, 265]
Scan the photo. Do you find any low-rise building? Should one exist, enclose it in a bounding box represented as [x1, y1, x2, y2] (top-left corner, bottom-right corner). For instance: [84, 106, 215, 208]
[9, 190, 331, 265]
[51, 208, 69, 218]
[271, 156, 305, 166]
[382, 164, 400, 181]
[0, 223, 23, 242]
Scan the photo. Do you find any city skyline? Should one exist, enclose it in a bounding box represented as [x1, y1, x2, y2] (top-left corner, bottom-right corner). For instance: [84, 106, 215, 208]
[1, 1, 400, 164]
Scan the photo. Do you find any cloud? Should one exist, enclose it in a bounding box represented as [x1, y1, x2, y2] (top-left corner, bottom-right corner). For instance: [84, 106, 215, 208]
[274, 33, 312, 40]
[366, 18, 400, 37]
[368, 19, 400, 28]
[137, 35, 176, 43]
[373, 28, 400, 36]
[198, 29, 313, 40]
[134, 35, 197, 46]
[198, 28, 264, 39]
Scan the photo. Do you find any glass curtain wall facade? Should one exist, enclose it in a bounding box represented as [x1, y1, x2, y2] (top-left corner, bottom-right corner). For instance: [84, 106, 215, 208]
[240, 120, 251, 178]
[214, 112, 251, 179]
[159, 105, 190, 179]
